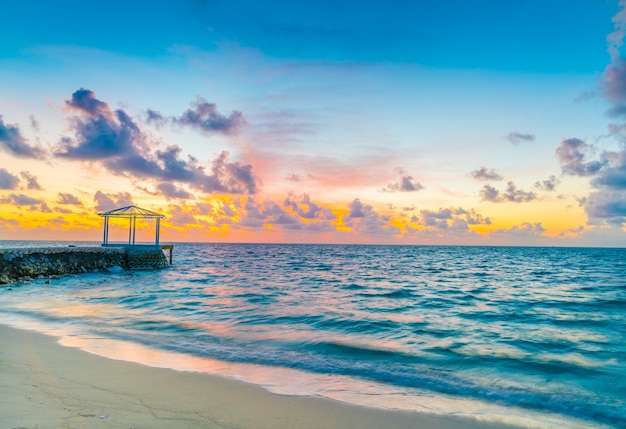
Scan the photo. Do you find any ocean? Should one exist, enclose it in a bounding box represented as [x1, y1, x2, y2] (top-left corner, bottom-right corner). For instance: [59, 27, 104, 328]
[0, 242, 624, 428]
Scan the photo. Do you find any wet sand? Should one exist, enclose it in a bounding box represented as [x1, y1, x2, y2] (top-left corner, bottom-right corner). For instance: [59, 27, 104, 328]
[0, 324, 520, 429]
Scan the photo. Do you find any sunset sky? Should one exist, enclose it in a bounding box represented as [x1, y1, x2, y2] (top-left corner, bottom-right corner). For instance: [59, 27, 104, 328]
[1, 0, 626, 246]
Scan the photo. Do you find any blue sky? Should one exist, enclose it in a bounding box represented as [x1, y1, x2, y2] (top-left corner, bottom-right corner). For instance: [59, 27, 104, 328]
[1, 0, 625, 246]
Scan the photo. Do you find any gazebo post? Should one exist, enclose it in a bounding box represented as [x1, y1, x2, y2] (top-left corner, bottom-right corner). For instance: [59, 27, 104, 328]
[132, 216, 137, 245]
[103, 216, 108, 245]
[156, 217, 160, 246]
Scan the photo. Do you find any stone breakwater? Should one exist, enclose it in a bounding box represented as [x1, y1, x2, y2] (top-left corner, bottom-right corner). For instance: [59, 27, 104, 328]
[0, 246, 168, 285]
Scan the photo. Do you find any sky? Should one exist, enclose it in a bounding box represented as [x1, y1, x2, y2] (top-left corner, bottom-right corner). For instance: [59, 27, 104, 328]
[1, 0, 626, 246]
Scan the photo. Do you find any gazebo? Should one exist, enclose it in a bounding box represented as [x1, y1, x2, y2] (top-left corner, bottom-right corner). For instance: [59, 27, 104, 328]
[98, 205, 165, 246]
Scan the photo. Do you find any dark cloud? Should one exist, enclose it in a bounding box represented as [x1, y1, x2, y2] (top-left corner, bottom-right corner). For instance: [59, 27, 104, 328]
[20, 171, 42, 190]
[591, 150, 626, 189]
[534, 175, 560, 191]
[382, 168, 424, 193]
[94, 191, 134, 212]
[0, 115, 46, 159]
[583, 191, 626, 223]
[506, 132, 535, 145]
[470, 167, 503, 181]
[65, 88, 110, 117]
[0, 193, 43, 205]
[57, 89, 142, 160]
[175, 97, 247, 134]
[0, 168, 20, 190]
[156, 182, 192, 200]
[480, 182, 536, 203]
[286, 173, 302, 182]
[57, 193, 83, 205]
[556, 138, 606, 176]
[57, 89, 258, 195]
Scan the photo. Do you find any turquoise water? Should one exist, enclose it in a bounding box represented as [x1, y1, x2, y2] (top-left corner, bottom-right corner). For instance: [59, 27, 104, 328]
[1, 242, 625, 428]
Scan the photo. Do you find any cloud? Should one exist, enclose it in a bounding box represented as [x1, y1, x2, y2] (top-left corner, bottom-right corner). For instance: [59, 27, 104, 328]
[534, 175, 560, 191]
[236, 195, 338, 232]
[344, 199, 401, 237]
[175, 96, 247, 134]
[470, 167, 503, 181]
[480, 181, 536, 203]
[20, 171, 42, 190]
[0, 168, 20, 190]
[602, 0, 626, 103]
[412, 207, 491, 230]
[145, 109, 166, 127]
[506, 132, 535, 145]
[591, 149, 626, 189]
[156, 182, 192, 199]
[39, 202, 53, 213]
[94, 191, 134, 212]
[383, 168, 424, 192]
[346, 198, 367, 218]
[286, 173, 302, 182]
[488, 222, 547, 243]
[0, 193, 43, 205]
[57, 88, 142, 160]
[56, 89, 259, 195]
[167, 205, 202, 227]
[583, 191, 626, 224]
[283, 193, 335, 220]
[57, 193, 83, 205]
[555, 138, 606, 176]
[0, 115, 46, 159]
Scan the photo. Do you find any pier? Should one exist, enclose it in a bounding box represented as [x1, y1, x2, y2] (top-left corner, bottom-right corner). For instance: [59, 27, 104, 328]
[0, 245, 173, 285]
[0, 205, 174, 285]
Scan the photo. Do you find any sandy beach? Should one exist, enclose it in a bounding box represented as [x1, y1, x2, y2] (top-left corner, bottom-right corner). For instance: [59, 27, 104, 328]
[0, 324, 523, 429]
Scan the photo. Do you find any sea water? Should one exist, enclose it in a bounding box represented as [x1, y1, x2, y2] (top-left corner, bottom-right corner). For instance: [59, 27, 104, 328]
[0, 242, 624, 428]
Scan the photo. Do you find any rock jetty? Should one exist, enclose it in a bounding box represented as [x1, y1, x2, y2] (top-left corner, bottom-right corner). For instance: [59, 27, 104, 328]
[0, 246, 168, 285]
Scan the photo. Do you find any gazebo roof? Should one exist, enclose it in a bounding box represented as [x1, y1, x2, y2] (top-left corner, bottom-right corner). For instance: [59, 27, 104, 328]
[98, 205, 165, 219]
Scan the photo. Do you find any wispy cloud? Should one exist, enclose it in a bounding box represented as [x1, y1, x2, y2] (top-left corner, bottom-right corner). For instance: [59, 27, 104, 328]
[506, 132, 535, 145]
[0, 193, 43, 205]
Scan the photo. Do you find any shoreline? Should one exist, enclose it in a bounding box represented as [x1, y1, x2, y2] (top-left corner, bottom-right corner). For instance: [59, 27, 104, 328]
[0, 324, 522, 429]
